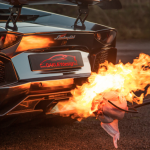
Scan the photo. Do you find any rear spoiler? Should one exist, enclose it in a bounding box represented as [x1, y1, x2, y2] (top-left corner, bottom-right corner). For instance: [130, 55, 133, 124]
[0, 0, 122, 31]
[0, 0, 122, 9]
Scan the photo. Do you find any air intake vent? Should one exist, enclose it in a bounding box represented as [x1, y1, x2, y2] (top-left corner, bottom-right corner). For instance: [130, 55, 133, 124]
[93, 49, 108, 72]
[0, 61, 5, 83]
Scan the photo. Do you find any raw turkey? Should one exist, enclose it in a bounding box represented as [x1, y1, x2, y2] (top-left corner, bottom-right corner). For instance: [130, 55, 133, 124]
[91, 91, 128, 148]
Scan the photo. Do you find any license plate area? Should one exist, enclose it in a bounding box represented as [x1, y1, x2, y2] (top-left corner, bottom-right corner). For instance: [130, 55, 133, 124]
[29, 52, 84, 71]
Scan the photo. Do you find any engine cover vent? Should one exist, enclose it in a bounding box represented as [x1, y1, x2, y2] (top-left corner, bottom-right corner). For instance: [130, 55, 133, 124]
[0, 61, 5, 83]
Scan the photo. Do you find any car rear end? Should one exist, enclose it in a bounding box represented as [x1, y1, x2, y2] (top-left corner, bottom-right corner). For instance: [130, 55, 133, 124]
[0, 4, 117, 126]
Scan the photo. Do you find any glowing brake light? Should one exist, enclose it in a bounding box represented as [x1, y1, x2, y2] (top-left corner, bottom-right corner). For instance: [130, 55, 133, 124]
[0, 36, 5, 49]
[0, 34, 21, 50]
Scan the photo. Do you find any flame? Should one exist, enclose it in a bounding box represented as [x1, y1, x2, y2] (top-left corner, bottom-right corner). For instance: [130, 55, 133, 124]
[51, 53, 150, 119]
[16, 35, 54, 52]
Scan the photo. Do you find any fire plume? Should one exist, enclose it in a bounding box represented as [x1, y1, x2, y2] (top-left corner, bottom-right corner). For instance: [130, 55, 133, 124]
[50, 53, 150, 118]
[50, 53, 150, 148]
[16, 35, 54, 52]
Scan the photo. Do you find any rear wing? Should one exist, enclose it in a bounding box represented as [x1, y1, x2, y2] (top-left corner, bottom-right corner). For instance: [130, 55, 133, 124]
[0, 0, 122, 9]
[0, 0, 122, 31]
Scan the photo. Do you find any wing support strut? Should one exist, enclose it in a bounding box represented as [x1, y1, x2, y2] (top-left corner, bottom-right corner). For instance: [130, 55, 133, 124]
[74, 5, 89, 30]
[5, 6, 22, 31]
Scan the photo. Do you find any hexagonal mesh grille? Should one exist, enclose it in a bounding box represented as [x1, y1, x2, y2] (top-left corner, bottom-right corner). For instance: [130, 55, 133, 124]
[93, 49, 108, 72]
[0, 61, 5, 83]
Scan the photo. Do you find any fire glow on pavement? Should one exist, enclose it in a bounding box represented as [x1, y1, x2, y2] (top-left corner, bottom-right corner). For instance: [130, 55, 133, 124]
[51, 53, 150, 148]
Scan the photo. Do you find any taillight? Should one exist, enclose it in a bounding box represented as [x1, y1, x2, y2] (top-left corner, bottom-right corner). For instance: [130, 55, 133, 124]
[0, 35, 5, 49]
[95, 30, 116, 45]
[106, 30, 116, 44]
[0, 34, 22, 50]
[96, 33, 101, 41]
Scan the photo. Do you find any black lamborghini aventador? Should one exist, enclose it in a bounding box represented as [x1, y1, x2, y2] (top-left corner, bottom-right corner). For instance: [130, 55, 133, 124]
[0, 0, 122, 127]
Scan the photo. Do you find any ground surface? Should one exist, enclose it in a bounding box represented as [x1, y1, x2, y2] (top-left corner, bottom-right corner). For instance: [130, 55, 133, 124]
[116, 40, 150, 63]
[1, 40, 150, 150]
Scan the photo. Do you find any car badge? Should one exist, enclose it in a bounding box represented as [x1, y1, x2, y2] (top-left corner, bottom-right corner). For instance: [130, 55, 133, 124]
[54, 34, 75, 40]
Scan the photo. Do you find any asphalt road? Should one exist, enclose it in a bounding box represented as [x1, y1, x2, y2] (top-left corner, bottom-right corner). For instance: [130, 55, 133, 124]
[0, 40, 150, 150]
[116, 40, 150, 63]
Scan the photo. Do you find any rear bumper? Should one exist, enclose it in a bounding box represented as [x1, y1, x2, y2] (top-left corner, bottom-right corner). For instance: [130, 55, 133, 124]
[0, 78, 74, 117]
[0, 49, 91, 117]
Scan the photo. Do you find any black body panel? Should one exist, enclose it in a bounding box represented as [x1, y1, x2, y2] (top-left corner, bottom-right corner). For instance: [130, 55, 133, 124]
[0, 3, 113, 33]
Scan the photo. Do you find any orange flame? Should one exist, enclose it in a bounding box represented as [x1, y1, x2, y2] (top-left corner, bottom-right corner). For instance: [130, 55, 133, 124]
[51, 53, 150, 119]
[16, 35, 54, 52]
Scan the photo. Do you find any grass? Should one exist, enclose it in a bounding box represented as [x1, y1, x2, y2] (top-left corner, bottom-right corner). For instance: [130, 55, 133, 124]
[27, 0, 150, 40]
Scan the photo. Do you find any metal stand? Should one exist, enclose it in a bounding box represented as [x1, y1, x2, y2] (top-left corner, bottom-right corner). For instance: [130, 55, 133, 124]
[74, 5, 89, 30]
[5, 6, 22, 31]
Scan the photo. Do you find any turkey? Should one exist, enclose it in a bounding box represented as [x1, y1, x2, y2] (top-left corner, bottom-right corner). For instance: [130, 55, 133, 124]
[91, 91, 128, 148]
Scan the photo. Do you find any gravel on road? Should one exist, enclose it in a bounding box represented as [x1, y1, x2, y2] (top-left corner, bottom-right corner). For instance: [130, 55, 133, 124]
[0, 105, 150, 150]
